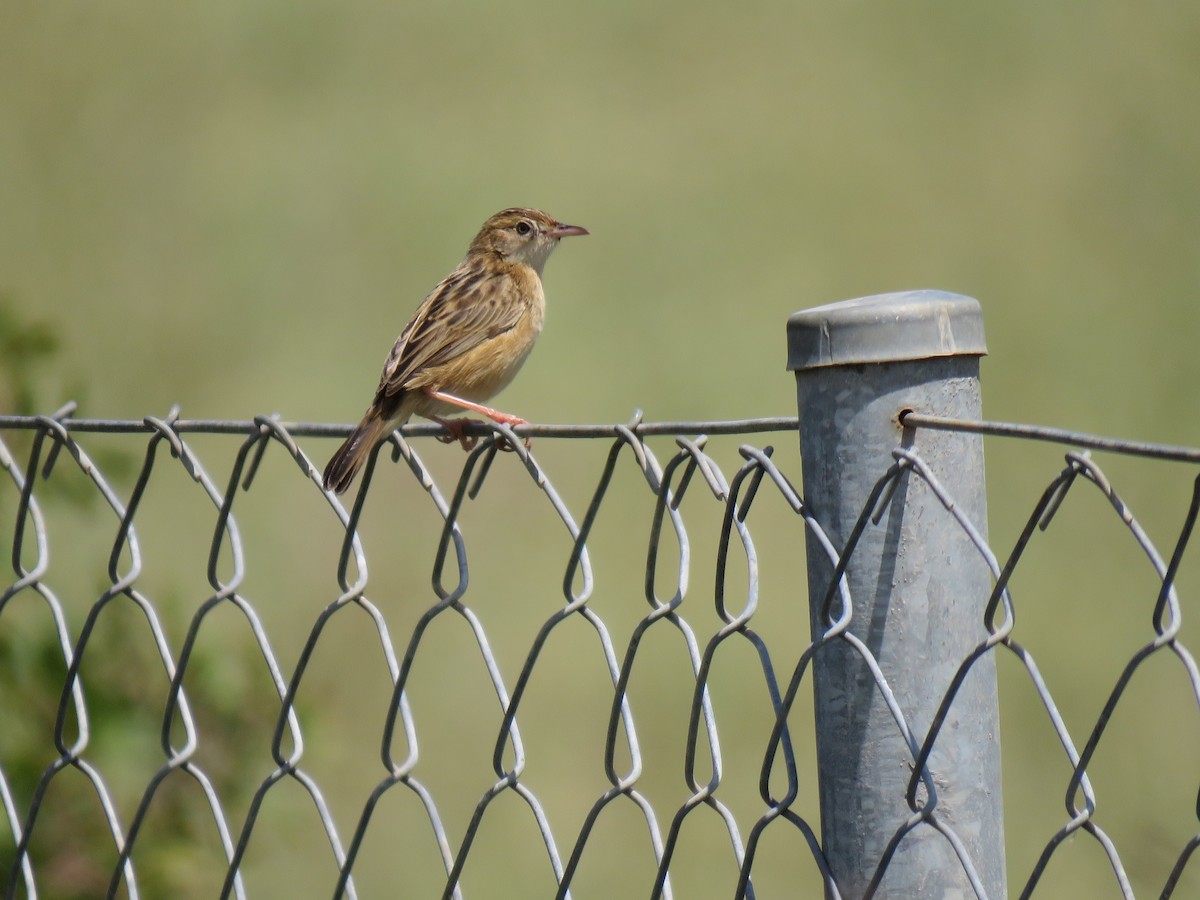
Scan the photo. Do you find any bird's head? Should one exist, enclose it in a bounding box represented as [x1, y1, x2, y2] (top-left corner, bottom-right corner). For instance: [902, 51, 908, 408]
[468, 208, 588, 275]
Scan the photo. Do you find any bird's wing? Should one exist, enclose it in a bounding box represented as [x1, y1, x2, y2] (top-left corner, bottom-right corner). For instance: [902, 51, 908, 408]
[378, 266, 522, 397]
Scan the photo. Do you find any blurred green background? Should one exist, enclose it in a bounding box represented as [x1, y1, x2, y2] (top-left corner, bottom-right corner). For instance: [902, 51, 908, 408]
[2, 1, 1199, 897]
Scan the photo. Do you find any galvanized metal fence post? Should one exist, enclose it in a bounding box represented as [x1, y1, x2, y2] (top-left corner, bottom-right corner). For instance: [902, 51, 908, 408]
[787, 291, 1006, 898]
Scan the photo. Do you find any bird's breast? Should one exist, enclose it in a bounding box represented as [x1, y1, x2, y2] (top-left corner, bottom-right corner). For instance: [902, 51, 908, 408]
[414, 278, 545, 409]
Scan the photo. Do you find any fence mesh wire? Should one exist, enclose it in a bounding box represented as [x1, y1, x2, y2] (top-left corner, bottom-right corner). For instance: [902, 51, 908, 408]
[0, 407, 1197, 899]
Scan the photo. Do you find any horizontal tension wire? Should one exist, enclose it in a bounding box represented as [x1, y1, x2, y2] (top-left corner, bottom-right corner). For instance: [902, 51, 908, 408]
[0, 415, 802, 439]
[4, 410, 1199, 464]
[902, 410, 1200, 465]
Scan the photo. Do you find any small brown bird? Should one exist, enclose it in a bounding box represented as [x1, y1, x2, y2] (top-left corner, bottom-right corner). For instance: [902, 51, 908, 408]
[322, 207, 588, 493]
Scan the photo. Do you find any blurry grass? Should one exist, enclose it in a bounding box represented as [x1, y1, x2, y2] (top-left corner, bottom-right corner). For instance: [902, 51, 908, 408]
[2, 0, 1199, 897]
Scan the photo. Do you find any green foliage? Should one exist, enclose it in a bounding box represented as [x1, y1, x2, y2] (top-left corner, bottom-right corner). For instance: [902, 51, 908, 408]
[0, 297, 58, 417]
[0, 306, 274, 897]
[0, 600, 283, 899]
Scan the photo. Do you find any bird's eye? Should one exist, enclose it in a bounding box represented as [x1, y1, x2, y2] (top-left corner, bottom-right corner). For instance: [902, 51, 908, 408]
[515, 221, 533, 236]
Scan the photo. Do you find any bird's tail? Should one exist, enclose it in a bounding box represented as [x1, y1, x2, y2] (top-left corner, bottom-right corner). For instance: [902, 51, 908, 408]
[322, 412, 395, 494]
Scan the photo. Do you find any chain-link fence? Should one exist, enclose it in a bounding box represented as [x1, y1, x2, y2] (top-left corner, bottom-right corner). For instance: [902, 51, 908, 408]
[1, 292, 1198, 899]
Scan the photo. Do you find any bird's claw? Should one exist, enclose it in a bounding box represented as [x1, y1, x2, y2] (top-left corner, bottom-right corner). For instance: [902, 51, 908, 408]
[436, 432, 479, 450]
[495, 434, 532, 453]
[434, 416, 530, 453]
[434, 417, 479, 450]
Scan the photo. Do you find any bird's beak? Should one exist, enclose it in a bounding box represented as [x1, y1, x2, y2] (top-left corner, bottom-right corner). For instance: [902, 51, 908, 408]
[551, 223, 589, 238]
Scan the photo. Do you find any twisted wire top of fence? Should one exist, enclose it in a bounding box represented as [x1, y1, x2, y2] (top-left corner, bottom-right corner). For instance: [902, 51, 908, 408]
[6, 406, 1199, 461]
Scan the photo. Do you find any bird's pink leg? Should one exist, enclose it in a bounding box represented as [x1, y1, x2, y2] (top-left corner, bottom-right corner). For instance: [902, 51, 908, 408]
[425, 389, 530, 450]
[425, 390, 527, 425]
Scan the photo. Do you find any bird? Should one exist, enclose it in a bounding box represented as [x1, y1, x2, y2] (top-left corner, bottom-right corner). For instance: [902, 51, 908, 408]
[322, 207, 588, 494]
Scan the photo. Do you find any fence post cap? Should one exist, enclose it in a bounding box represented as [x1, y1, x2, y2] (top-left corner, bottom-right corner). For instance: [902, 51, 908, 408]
[787, 290, 987, 371]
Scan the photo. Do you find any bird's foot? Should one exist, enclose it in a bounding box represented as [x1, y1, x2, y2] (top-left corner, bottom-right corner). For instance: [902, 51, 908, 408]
[431, 414, 531, 452]
[432, 416, 480, 450]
